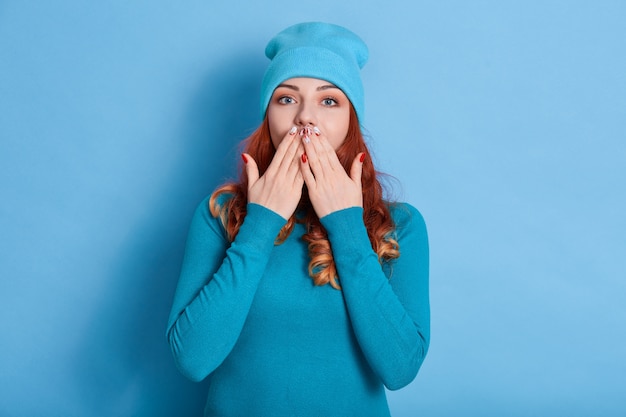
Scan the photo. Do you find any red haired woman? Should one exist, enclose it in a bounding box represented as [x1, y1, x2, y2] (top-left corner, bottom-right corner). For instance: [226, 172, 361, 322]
[167, 22, 430, 416]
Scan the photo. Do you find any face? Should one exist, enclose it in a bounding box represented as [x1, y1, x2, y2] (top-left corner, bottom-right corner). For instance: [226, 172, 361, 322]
[267, 77, 351, 150]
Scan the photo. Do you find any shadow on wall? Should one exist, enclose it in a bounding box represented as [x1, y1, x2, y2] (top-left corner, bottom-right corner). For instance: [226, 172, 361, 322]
[71, 51, 266, 416]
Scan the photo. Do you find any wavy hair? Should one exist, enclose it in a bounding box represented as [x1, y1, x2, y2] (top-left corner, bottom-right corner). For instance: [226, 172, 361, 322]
[209, 106, 399, 289]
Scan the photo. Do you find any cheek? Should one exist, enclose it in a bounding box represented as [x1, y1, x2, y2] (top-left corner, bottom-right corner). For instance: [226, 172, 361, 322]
[267, 106, 287, 149]
[267, 121, 281, 150]
[269, 127, 281, 149]
[328, 110, 351, 150]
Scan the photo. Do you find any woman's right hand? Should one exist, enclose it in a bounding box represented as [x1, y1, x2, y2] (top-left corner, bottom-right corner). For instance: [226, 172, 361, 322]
[243, 128, 304, 220]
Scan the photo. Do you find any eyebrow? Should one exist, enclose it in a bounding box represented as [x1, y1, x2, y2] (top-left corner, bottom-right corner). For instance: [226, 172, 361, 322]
[276, 83, 339, 91]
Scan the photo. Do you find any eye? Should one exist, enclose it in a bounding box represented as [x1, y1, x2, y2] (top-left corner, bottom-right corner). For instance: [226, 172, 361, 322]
[277, 96, 295, 104]
[322, 97, 338, 106]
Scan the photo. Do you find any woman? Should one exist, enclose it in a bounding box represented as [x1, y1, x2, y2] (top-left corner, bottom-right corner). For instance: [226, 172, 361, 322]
[167, 22, 430, 416]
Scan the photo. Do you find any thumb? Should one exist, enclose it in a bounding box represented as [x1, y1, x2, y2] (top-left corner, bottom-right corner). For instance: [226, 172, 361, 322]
[242, 153, 259, 189]
[350, 152, 365, 185]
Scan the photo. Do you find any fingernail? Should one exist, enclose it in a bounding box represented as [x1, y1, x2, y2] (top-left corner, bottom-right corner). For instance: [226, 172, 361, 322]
[313, 127, 321, 136]
[303, 135, 310, 144]
[301, 153, 307, 163]
[359, 153, 366, 163]
[299, 128, 306, 136]
[289, 126, 298, 135]
[241, 153, 248, 163]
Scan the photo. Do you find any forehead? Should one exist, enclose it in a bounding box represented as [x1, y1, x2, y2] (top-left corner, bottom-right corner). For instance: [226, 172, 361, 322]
[275, 77, 345, 94]
[280, 77, 333, 86]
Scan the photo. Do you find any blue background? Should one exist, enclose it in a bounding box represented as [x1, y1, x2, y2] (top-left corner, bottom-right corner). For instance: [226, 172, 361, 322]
[1, 1, 625, 416]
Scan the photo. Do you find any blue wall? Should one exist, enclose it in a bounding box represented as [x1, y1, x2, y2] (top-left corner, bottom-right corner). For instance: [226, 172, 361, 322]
[1, 1, 624, 416]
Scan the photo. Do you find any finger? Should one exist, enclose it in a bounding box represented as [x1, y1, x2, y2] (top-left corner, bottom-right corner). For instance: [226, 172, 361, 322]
[267, 127, 299, 174]
[280, 127, 304, 167]
[243, 153, 259, 190]
[286, 143, 304, 177]
[300, 151, 316, 188]
[278, 132, 304, 175]
[307, 134, 342, 179]
[301, 131, 327, 181]
[319, 135, 345, 171]
[294, 168, 304, 189]
[350, 152, 365, 186]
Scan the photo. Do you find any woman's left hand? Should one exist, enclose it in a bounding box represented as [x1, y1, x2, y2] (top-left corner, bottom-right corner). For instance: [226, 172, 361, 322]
[299, 129, 364, 218]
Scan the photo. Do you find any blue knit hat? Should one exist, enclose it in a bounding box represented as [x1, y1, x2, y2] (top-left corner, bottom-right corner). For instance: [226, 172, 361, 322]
[260, 22, 369, 123]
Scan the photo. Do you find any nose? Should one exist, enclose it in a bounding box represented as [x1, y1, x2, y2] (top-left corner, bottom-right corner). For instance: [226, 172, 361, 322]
[294, 101, 317, 127]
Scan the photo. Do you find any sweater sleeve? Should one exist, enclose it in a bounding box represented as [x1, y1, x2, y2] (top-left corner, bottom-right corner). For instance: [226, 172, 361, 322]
[319, 203, 430, 390]
[166, 196, 286, 382]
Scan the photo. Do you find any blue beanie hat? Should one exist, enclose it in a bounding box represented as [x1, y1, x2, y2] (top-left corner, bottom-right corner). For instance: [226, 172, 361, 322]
[260, 22, 369, 123]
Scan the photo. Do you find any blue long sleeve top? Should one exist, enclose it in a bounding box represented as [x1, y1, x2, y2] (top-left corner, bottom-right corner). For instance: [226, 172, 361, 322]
[166, 195, 430, 416]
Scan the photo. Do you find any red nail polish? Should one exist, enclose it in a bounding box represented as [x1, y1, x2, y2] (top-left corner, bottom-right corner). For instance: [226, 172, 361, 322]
[301, 153, 307, 163]
[359, 153, 366, 163]
[241, 154, 248, 163]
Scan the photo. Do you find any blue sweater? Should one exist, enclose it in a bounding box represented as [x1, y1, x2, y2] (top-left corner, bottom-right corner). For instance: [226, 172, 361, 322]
[166, 196, 430, 416]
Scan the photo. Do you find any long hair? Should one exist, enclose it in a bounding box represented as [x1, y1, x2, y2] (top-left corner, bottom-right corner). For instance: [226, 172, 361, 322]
[209, 106, 399, 289]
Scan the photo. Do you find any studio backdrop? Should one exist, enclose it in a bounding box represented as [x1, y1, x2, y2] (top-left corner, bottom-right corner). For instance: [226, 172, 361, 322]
[1, 1, 625, 416]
